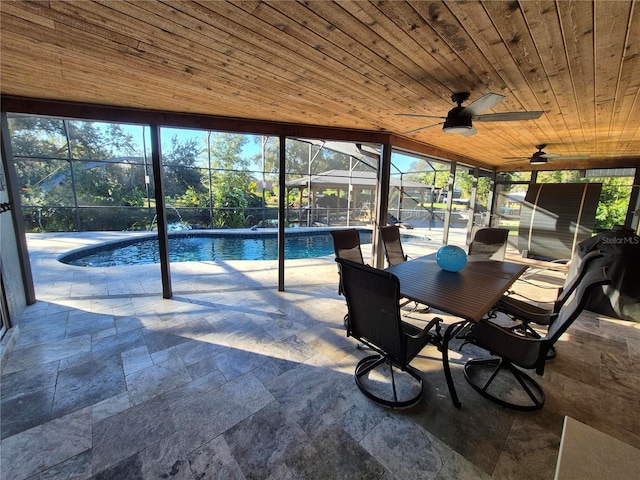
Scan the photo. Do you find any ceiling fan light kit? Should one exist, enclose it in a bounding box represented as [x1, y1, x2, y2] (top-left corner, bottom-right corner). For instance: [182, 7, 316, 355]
[529, 156, 548, 165]
[443, 125, 474, 134]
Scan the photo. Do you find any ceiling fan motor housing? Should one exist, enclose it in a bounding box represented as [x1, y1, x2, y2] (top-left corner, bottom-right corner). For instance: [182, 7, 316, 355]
[530, 151, 548, 164]
[443, 106, 473, 132]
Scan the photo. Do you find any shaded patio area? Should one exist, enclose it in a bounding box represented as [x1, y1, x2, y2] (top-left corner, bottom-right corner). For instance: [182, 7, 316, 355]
[1, 232, 639, 479]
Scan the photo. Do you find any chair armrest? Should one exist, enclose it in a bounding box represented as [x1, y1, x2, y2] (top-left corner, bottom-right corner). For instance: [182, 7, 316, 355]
[497, 296, 552, 315]
[404, 317, 442, 340]
[504, 290, 552, 303]
[495, 296, 553, 325]
[516, 278, 563, 291]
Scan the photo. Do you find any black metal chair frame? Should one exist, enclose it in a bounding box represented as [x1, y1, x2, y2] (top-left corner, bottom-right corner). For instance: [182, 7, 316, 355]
[459, 265, 611, 411]
[336, 258, 443, 408]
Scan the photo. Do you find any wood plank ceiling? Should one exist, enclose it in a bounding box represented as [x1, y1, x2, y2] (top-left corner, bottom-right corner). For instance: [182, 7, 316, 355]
[1, 0, 639, 172]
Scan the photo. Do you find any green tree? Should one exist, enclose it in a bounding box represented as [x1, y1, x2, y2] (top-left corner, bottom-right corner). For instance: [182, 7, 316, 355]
[162, 134, 205, 199]
[67, 121, 136, 159]
[592, 177, 632, 229]
[207, 133, 261, 227]
[9, 117, 68, 157]
[454, 170, 491, 205]
[10, 119, 139, 201]
[9, 117, 147, 231]
[63, 121, 140, 208]
[536, 170, 581, 184]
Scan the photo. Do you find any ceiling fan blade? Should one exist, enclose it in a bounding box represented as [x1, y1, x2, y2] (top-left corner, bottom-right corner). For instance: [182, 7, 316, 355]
[474, 111, 544, 122]
[403, 122, 444, 134]
[547, 154, 591, 160]
[504, 149, 590, 162]
[395, 113, 445, 119]
[461, 93, 505, 116]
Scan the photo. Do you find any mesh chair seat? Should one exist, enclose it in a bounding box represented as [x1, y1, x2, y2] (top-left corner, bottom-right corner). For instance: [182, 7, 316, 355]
[329, 229, 364, 300]
[468, 227, 510, 261]
[379, 225, 408, 266]
[493, 250, 605, 333]
[329, 229, 364, 263]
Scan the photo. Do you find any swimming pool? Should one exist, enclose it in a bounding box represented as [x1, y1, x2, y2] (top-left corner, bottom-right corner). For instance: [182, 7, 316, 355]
[59, 230, 376, 266]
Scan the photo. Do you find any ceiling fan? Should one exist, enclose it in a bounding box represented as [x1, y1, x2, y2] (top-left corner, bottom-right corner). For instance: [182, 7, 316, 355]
[397, 92, 544, 136]
[507, 144, 591, 165]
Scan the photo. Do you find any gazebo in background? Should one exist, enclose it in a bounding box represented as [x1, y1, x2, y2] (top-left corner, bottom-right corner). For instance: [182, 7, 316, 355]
[286, 169, 431, 227]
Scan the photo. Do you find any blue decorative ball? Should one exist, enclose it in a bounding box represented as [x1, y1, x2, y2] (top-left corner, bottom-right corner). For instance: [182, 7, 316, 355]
[436, 245, 467, 272]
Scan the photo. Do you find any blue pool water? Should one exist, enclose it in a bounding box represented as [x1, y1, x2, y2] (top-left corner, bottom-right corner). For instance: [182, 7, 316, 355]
[60, 230, 375, 267]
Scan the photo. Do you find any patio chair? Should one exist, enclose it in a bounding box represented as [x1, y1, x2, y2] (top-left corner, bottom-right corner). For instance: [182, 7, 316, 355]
[493, 250, 605, 335]
[467, 227, 510, 261]
[379, 225, 408, 266]
[460, 264, 611, 411]
[330, 229, 365, 327]
[379, 226, 429, 314]
[336, 258, 442, 408]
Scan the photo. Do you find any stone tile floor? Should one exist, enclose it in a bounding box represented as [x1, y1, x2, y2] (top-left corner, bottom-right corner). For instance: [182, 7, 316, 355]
[1, 232, 639, 479]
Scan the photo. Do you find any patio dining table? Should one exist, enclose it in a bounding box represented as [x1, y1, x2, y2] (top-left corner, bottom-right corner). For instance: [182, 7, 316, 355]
[385, 253, 528, 407]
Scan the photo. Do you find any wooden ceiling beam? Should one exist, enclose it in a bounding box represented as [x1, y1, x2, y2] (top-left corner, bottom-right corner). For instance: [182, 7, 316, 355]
[0, 95, 389, 143]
